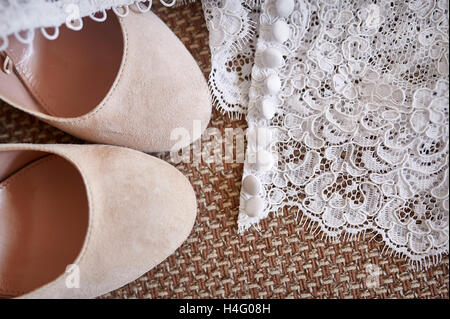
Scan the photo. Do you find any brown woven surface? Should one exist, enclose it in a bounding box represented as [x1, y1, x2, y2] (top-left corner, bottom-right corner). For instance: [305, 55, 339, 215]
[1, 2, 448, 299]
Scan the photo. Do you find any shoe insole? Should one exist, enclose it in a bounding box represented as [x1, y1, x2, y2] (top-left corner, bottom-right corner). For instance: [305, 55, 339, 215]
[0, 154, 88, 297]
[0, 12, 123, 118]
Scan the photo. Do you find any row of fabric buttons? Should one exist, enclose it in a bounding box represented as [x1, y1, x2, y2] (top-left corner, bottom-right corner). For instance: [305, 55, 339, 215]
[242, 0, 294, 218]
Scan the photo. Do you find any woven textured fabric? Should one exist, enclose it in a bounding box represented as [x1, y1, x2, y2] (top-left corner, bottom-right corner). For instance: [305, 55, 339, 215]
[0, 1, 448, 299]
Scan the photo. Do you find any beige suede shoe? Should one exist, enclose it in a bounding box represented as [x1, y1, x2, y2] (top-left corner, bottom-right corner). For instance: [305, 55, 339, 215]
[0, 143, 197, 298]
[0, 10, 211, 152]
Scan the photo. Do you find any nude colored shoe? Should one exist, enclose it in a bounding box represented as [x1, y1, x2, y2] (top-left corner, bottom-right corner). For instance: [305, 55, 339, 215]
[0, 143, 197, 298]
[0, 10, 211, 152]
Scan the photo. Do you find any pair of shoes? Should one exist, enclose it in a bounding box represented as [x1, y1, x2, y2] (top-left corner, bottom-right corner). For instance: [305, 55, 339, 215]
[0, 9, 211, 298]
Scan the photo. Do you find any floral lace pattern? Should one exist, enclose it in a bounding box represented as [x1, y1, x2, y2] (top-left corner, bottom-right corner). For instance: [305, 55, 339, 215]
[202, 0, 261, 116]
[239, 0, 449, 268]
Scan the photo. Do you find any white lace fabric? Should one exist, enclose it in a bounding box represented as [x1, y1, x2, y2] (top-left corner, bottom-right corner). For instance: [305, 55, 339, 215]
[202, 0, 261, 116]
[237, 0, 449, 268]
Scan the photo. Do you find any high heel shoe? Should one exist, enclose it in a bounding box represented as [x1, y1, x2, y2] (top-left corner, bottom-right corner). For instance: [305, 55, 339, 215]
[0, 10, 211, 152]
[0, 143, 197, 298]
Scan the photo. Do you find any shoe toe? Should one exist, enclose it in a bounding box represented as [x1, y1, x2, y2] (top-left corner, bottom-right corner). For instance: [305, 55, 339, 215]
[77, 146, 198, 297]
[74, 11, 212, 152]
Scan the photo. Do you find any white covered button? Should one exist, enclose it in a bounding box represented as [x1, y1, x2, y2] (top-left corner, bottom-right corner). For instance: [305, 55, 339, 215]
[265, 74, 281, 95]
[242, 175, 261, 196]
[256, 149, 274, 171]
[275, 0, 295, 18]
[245, 196, 265, 217]
[261, 98, 276, 120]
[272, 20, 290, 43]
[262, 47, 283, 68]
